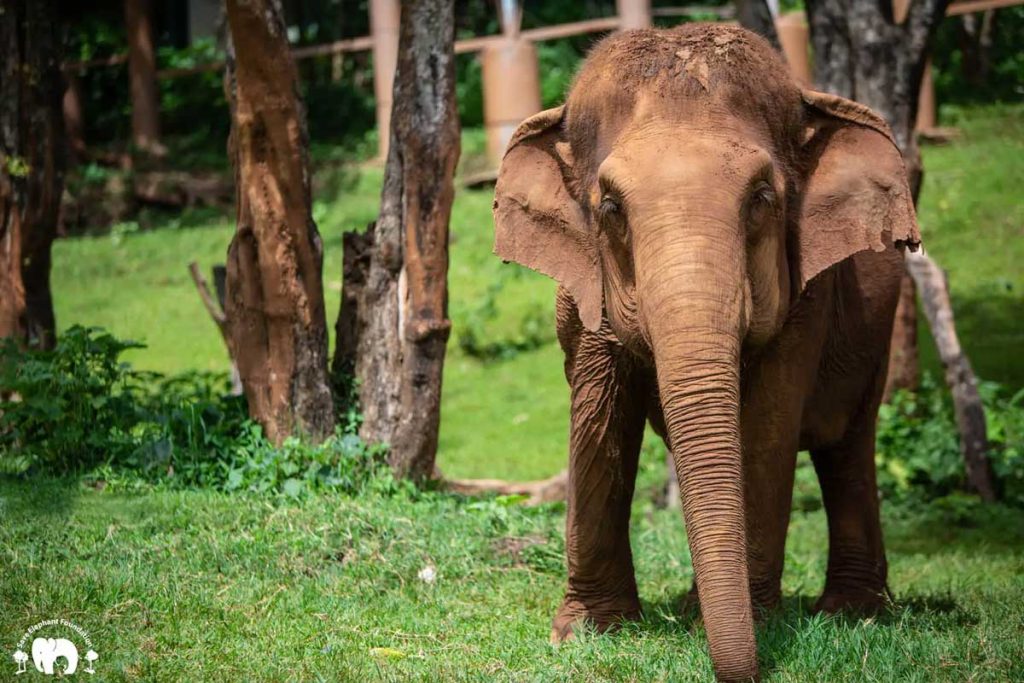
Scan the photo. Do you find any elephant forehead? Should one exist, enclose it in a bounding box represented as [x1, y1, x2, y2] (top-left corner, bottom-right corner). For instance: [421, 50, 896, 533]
[598, 124, 773, 193]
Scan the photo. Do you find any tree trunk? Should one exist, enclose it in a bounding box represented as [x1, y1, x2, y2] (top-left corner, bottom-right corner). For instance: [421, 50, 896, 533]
[334, 0, 460, 481]
[807, 0, 997, 500]
[223, 0, 335, 445]
[0, 0, 65, 350]
[124, 0, 162, 155]
[884, 272, 920, 400]
[906, 251, 997, 502]
[959, 10, 996, 87]
[807, 0, 945, 397]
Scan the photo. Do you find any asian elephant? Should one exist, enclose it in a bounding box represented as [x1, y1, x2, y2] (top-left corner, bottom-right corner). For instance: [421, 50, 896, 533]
[492, 24, 920, 681]
[32, 636, 79, 675]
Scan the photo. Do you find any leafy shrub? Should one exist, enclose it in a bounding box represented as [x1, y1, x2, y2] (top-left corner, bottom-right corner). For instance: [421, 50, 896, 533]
[876, 375, 1024, 506]
[0, 326, 386, 497]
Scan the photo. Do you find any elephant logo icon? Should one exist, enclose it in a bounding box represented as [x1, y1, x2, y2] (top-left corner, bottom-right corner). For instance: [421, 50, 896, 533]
[12, 618, 98, 676]
[31, 638, 78, 675]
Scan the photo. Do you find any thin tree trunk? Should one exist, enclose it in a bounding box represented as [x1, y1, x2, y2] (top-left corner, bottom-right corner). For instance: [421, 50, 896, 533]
[884, 272, 920, 400]
[807, 0, 997, 500]
[124, 0, 162, 155]
[223, 0, 335, 445]
[334, 0, 460, 481]
[0, 0, 65, 350]
[906, 251, 997, 501]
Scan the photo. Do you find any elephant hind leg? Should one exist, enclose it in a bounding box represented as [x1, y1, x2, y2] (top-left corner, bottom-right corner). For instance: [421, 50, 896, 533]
[810, 413, 889, 614]
[552, 329, 648, 642]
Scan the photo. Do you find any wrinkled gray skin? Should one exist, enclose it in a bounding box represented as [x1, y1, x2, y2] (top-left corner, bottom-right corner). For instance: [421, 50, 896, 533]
[493, 24, 920, 682]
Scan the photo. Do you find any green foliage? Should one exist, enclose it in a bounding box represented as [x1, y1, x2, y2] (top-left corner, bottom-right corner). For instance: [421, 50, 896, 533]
[3, 155, 30, 177]
[876, 375, 1024, 507]
[457, 267, 554, 361]
[220, 426, 389, 499]
[0, 326, 385, 497]
[933, 7, 1024, 108]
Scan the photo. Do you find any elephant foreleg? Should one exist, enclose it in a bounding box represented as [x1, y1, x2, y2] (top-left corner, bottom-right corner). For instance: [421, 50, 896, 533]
[551, 327, 647, 642]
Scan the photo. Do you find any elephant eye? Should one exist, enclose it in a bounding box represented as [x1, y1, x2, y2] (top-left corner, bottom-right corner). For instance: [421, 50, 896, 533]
[751, 181, 776, 206]
[598, 194, 621, 216]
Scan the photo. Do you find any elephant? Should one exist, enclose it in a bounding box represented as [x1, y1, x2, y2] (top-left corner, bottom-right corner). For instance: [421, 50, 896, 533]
[32, 636, 79, 675]
[492, 24, 920, 681]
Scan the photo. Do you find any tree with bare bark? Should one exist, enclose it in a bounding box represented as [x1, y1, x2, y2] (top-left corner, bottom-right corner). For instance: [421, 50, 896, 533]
[334, 0, 461, 481]
[222, 0, 335, 445]
[0, 0, 65, 350]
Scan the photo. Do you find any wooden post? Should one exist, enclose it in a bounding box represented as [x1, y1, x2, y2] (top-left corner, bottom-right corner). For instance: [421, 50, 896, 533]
[616, 0, 652, 30]
[481, 39, 542, 169]
[123, 0, 162, 154]
[62, 71, 86, 161]
[916, 57, 936, 131]
[775, 11, 811, 85]
[370, 0, 400, 159]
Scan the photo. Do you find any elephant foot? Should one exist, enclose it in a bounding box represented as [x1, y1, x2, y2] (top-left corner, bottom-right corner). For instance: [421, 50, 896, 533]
[550, 594, 641, 643]
[814, 586, 890, 615]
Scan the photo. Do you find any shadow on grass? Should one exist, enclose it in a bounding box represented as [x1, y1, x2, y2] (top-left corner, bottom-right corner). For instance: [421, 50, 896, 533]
[884, 502, 1024, 556]
[634, 588, 983, 677]
[0, 475, 81, 521]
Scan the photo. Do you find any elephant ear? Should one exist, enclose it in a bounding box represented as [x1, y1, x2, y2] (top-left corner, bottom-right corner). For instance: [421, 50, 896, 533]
[795, 90, 921, 293]
[493, 106, 602, 331]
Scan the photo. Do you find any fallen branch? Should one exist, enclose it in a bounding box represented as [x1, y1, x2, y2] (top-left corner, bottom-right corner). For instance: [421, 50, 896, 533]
[134, 171, 233, 208]
[905, 249, 997, 502]
[445, 469, 568, 505]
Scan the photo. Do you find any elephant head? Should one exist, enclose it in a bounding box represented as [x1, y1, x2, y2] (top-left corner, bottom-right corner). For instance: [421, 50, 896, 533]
[32, 636, 79, 675]
[494, 24, 919, 681]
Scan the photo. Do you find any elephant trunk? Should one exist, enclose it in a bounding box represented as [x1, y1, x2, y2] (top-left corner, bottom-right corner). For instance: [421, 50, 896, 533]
[637, 214, 757, 681]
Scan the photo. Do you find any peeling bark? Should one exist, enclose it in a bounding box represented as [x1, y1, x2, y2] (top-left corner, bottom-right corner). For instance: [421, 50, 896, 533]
[0, 0, 65, 350]
[334, 0, 460, 481]
[223, 0, 335, 444]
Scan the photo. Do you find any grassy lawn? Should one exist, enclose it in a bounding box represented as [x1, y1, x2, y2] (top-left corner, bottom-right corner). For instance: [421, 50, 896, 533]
[10, 104, 1018, 680]
[2, 463, 1022, 681]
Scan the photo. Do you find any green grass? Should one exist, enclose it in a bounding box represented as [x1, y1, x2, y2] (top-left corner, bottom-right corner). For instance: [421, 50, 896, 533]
[915, 104, 1024, 388]
[2, 458, 1022, 681]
